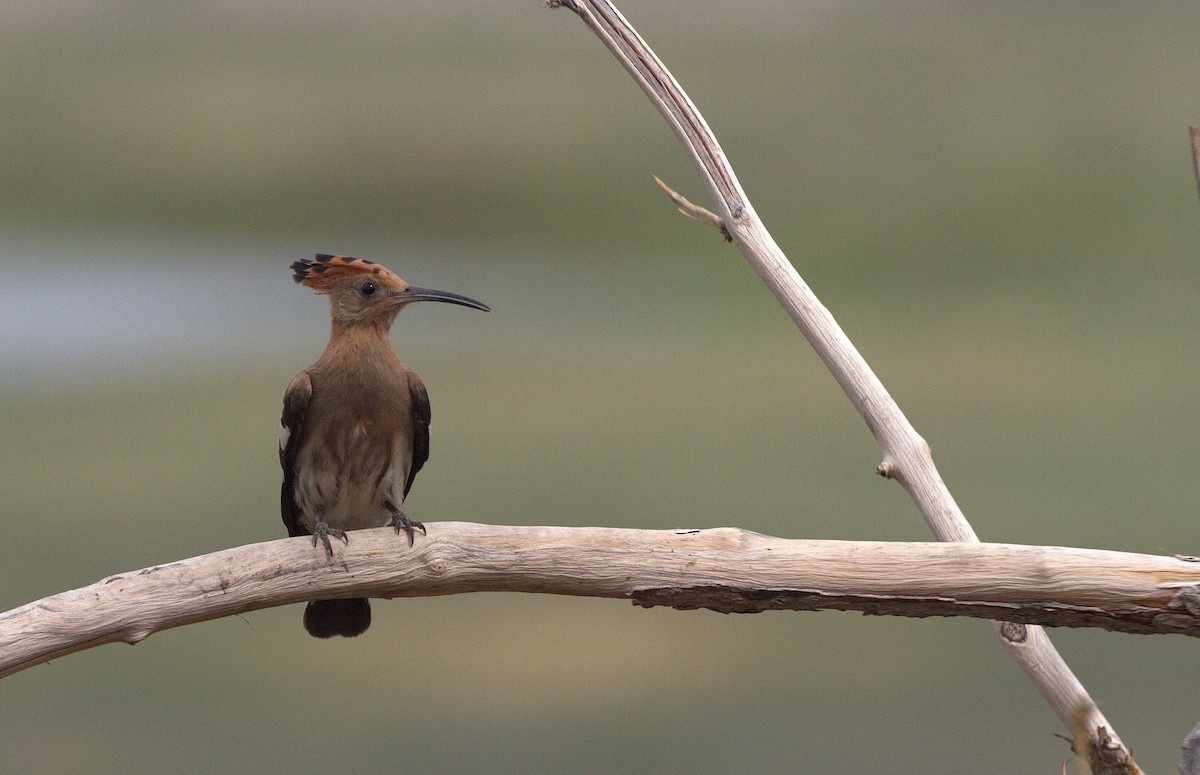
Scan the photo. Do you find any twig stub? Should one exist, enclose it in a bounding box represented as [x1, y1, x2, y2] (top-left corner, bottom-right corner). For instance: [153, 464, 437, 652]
[651, 175, 731, 240]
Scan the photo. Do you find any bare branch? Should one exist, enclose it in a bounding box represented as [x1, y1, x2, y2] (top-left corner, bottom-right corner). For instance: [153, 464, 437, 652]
[549, 1, 1140, 768]
[1191, 125, 1200, 204]
[3, 524, 1200, 681]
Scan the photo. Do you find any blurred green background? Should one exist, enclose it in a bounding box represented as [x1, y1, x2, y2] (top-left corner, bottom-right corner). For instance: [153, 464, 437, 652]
[2, 2, 1199, 772]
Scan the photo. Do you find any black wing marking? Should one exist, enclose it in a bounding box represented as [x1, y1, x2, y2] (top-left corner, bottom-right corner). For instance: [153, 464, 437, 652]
[280, 370, 313, 538]
[405, 371, 431, 499]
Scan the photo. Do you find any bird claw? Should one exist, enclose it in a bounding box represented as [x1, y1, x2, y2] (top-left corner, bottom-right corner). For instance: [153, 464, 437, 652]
[386, 506, 426, 547]
[311, 521, 349, 559]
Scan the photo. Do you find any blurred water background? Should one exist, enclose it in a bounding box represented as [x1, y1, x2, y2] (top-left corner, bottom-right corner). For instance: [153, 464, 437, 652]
[2, 2, 1199, 772]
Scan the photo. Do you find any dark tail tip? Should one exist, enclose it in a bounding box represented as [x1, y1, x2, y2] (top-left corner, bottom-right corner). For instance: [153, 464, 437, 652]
[303, 598, 371, 638]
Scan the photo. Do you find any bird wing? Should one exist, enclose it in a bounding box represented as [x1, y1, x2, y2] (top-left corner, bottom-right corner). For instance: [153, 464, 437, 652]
[405, 371, 431, 499]
[280, 370, 314, 537]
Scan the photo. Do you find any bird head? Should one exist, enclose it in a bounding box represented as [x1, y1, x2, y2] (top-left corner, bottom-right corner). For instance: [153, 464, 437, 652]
[291, 254, 489, 328]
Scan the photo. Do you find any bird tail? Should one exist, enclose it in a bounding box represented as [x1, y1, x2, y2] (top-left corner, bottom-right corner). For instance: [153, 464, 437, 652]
[303, 598, 371, 638]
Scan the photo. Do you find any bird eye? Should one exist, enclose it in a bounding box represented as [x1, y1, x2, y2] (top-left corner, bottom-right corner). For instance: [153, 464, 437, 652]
[359, 281, 377, 297]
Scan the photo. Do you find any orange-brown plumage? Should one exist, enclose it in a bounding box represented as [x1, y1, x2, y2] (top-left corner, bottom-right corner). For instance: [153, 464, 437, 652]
[292, 253, 403, 289]
[281, 253, 488, 638]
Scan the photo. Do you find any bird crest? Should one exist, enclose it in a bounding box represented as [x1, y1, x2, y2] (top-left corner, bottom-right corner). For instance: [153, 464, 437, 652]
[291, 254, 401, 292]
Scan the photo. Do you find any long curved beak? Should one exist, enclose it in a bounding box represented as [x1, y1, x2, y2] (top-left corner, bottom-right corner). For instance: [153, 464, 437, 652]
[397, 286, 490, 312]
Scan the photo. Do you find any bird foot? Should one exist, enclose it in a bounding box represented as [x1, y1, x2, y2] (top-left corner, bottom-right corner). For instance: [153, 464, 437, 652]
[386, 503, 426, 546]
[311, 520, 349, 559]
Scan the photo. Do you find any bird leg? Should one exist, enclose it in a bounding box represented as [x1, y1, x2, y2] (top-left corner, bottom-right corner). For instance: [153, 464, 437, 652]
[310, 512, 349, 559]
[384, 500, 426, 546]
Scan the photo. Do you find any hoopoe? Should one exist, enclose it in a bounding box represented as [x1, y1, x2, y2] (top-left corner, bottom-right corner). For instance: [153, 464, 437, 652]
[281, 253, 489, 638]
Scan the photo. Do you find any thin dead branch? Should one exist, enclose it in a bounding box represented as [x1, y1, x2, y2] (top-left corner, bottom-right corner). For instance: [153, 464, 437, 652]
[1191, 126, 1200, 204]
[549, 1, 1140, 770]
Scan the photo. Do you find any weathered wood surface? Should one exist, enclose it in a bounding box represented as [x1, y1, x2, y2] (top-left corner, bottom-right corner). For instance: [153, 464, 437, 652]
[3, 523, 1198, 679]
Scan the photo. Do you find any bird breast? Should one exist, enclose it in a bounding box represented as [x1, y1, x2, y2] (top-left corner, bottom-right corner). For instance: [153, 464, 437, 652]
[292, 365, 415, 533]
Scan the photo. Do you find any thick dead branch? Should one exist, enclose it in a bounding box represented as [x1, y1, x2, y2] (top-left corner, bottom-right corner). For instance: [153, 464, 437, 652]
[3, 524, 1200, 680]
[549, 1, 1139, 769]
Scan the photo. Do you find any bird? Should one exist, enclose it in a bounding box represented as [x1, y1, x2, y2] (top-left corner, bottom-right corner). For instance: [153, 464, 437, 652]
[280, 253, 489, 638]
